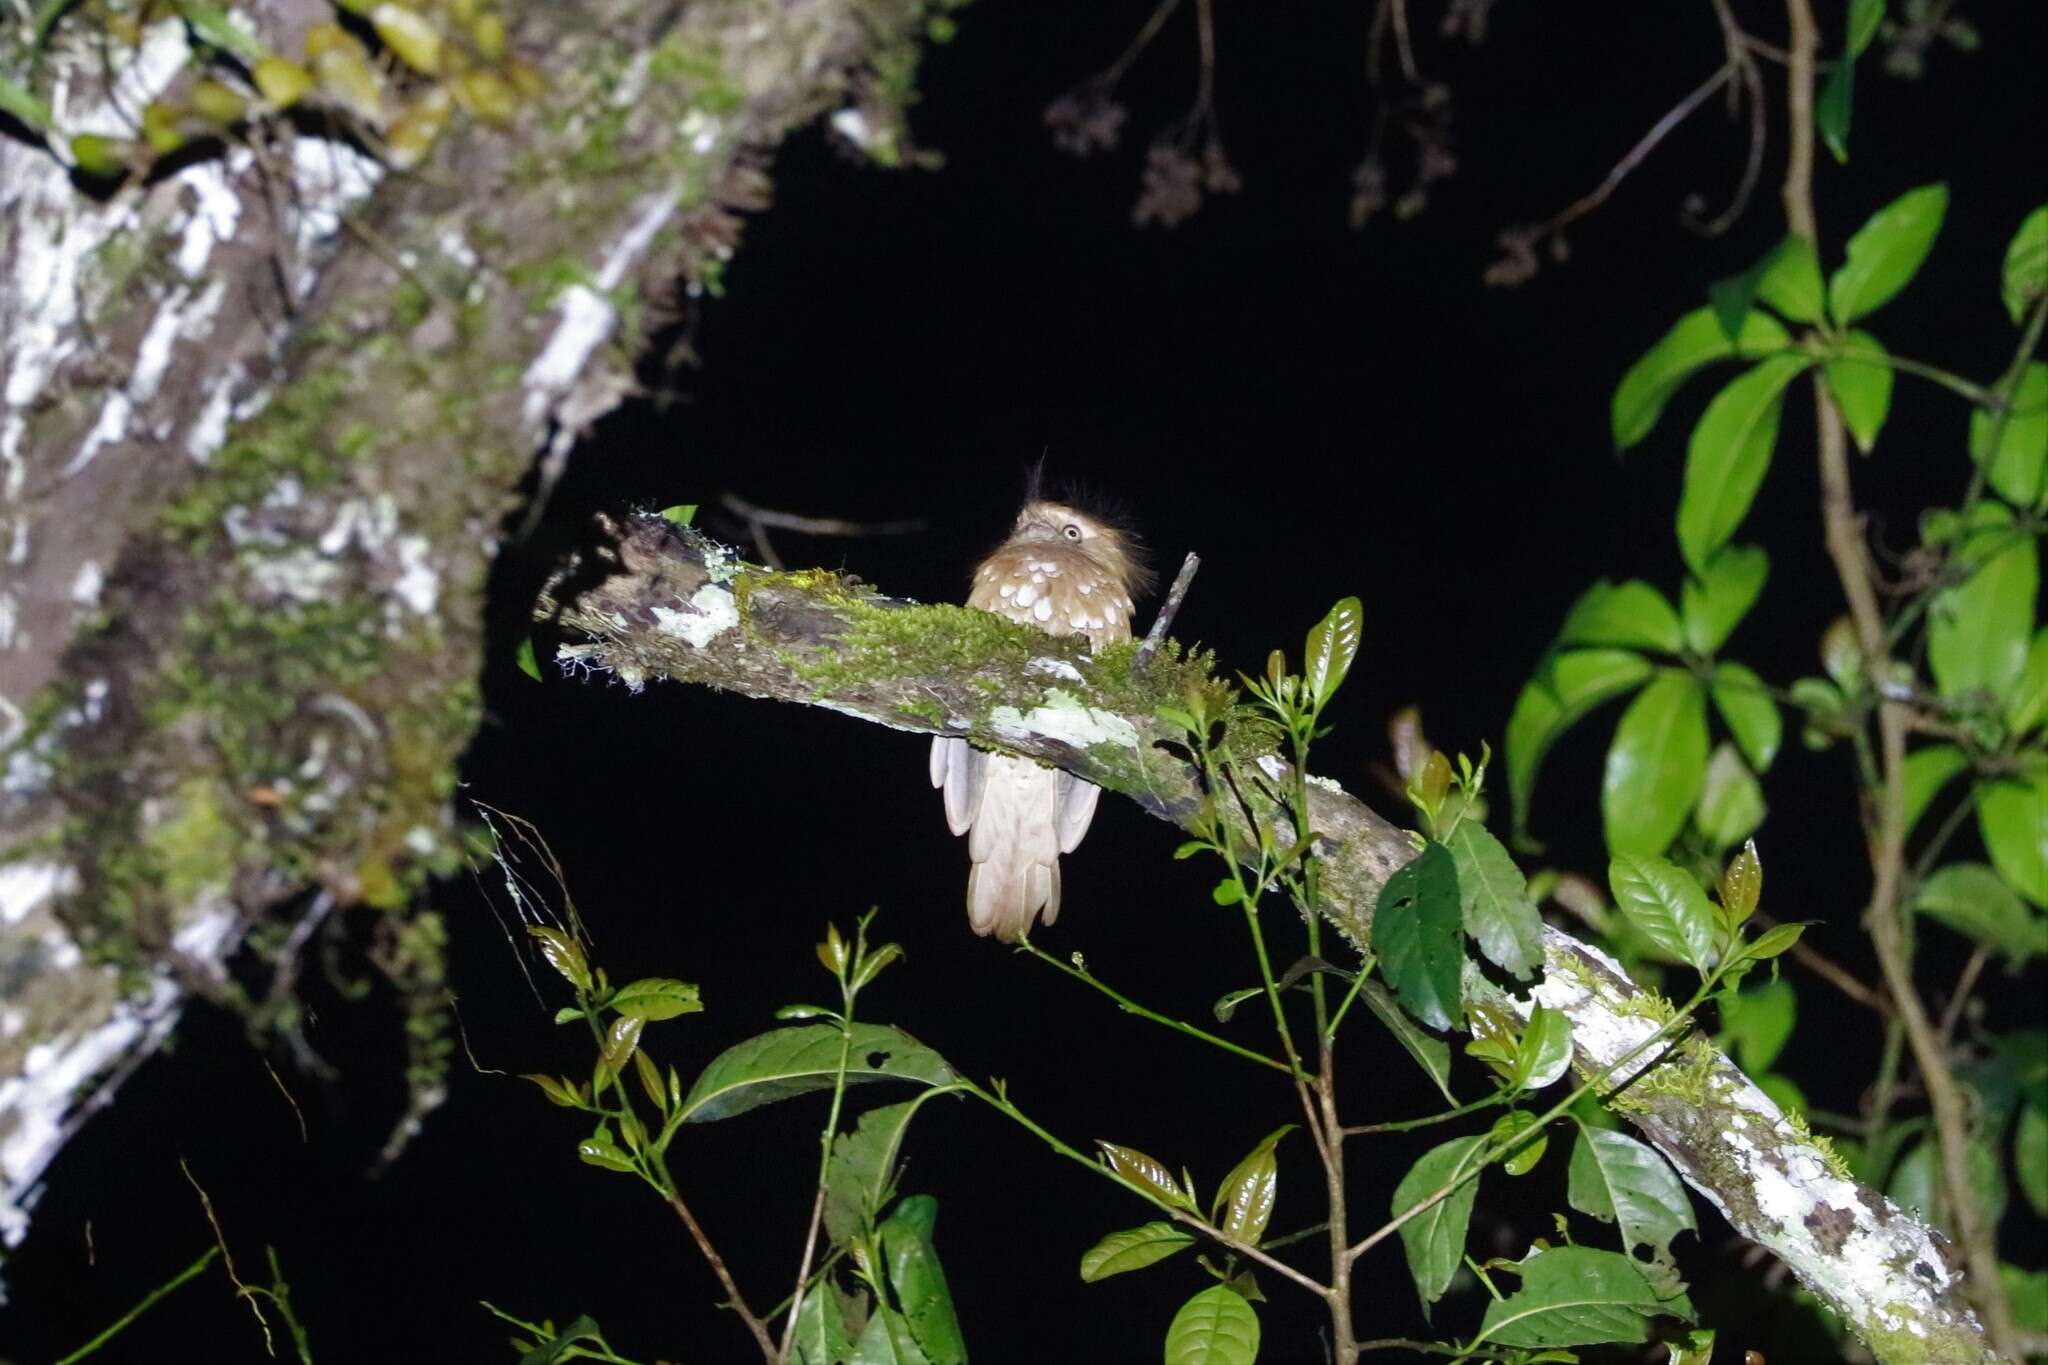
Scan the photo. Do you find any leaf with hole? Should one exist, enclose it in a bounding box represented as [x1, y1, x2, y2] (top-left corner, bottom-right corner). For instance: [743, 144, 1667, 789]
[1567, 1127, 1697, 1298]
[1371, 843, 1466, 1032]
[678, 1024, 956, 1123]
[1478, 1245, 1695, 1348]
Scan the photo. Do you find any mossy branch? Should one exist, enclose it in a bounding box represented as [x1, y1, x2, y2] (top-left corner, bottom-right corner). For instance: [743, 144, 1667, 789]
[543, 514, 2000, 1364]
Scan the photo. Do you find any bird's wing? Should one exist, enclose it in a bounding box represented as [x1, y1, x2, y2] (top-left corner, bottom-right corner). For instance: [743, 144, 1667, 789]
[1055, 771, 1102, 854]
[929, 735, 985, 837]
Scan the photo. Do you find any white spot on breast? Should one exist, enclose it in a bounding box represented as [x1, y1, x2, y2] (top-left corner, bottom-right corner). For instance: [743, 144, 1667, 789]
[1032, 596, 1052, 622]
[1043, 562, 1061, 576]
[1078, 582, 1094, 595]
[999, 583, 1016, 598]
[1104, 604, 1120, 624]
[1030, 572, 1044, 585]
[1088, 615, 1103, 630]
[1070, 612, 1089, 628]
[1015, 584, 1036, 607]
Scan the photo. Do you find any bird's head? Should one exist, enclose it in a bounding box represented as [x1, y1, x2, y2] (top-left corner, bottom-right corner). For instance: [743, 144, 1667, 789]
[1009, 498, 1154, 597]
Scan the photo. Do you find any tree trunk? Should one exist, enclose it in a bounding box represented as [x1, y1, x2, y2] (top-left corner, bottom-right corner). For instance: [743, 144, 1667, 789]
[0, 0, 932, 1247]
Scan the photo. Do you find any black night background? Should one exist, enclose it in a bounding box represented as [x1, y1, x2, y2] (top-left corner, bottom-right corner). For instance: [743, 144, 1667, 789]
[3, 4, 2044, 1363]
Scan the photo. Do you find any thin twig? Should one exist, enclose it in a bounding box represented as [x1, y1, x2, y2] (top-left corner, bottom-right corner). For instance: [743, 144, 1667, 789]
[717, 491, 926, 537]
[667, 1190, 779, 1362]
[1750, 910, 1893, 1016]
[181, 1158, 273, 1354]
[1014, 936, 1291, 1072]
[1937, 945, 1989, 1048]
[1135, 550, 1199, 667]
[1543, 64, 1734, 242]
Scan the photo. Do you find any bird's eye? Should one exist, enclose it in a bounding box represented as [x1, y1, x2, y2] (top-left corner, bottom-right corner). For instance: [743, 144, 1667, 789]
[1063, 524, 1082, 540]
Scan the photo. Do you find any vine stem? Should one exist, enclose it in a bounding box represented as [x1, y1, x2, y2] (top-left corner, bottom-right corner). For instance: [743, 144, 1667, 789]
[1012, 936, 1290, 1073]
[1780, 0, 2018, 1353]
[967, 1083, 1330, 1298]
[778, 951, 858, 1360]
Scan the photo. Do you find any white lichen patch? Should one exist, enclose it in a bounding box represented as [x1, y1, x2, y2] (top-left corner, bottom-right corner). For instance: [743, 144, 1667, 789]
[1025, 657, 1085, 683]
[0, 863, 77, 926]
[652, 584, 740, 648]
[69, 560, 103, 608]
[520, 191, 675, 431]
[390, 535, 438, 616]
[988, 690, 1140, 751]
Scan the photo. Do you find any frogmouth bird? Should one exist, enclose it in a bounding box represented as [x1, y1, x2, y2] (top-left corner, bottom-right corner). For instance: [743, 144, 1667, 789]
[929, 493, 1151, 941]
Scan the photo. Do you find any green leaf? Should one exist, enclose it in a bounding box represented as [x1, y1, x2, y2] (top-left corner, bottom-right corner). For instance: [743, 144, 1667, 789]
[519, 1073, 578, 1107]
[1721, 978, 1796, 1073]
[1512, 1007, 1575, 1091]
[1212, 1126, 1294, 1246]
[1371, 843, 1466, 1032]
[1902, 744, 1972, 836]
[1709, 661, 1781, 773]
[1888, 1136, 2007, 1235]
[1305, 596, 1364, 708]
[1558, 580, 1685, 654]
[2002, 205, 2048, 327]
[1566, 1127, 1698, 1298]
[577, 1133, 634, 1172]
[176, 1, 268, 62]
[1823, 329, 1893, 453]
[1695, 743, 1766, 850]
[1913, 863, 2047, 964]
[1666, 1328, 1718, 1365]
[1096, 1141, 1196, 1210]
[1978, 772, 2048, 908]
[1928, 503, 2038, 704]
[1479, 1245, 1695, 1348]
[0, 71, 54, 132]
[1829, 184, 1949, 324]
[1682, 545, 1770, 654]
[1757, 235, 1826, 322]
[1847, 0, 1886, 53]
[2017, 1106, 2048, 1219]
[826, 1090, 961, 1247]
[1970, 362, 2048, 508]
[2003, 1263, 2048, 1336]
[1602, 674, 1710, 856]
[1677, 355, 1811, 573]
[791, 1277, 856, 1365]
[1163, 1285, 1260, 1365]
[2013, 629, 2048, 735]
[1392, 1135, 1487, 1310]
[528, 926, 591, 993]
[1612, 308, 1791, 451]
[606, 977, 703, 1021]
[679, 1024, 957, 1123]
[1609, 853, 1719, 973]
[1212, 878, 1244, 907]
[659, 503, 698, 525]
[1508, 649, 1656, 837]
[1078, 1222, 1195, 1281]
[1491, 1110, 1549, 1177]
[512, 1312, 609, 1365]
[877, 1196, 966, 1365]
[852, 1305, 933, 1365]
[1359, 982, 1457, 1104]
[1815, 47, 1854, 163]
[1738, 922, 1807, 965]
[514, 636, 542, 681]
[1447, 822, 1544, 981]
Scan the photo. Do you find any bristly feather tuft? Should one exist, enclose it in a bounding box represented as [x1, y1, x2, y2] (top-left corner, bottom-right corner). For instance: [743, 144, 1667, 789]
[1013, 462, 1155, 597]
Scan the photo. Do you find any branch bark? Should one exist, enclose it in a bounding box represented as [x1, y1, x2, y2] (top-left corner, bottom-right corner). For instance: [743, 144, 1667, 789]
[541, 514, 2000, 1364]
